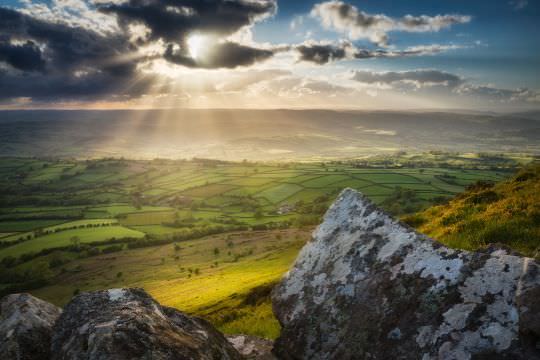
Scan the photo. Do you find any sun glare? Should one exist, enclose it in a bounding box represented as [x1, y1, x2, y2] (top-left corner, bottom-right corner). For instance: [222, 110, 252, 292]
[187, 34, 209, 59]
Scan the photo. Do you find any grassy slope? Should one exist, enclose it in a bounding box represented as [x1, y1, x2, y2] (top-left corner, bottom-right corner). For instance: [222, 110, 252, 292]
[30, 228, 310, 339]
[404, 165, 540, 258]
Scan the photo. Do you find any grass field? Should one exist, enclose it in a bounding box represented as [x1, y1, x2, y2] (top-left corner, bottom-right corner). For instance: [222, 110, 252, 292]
[0, 226, 145, 259]
[256, 183, 303, 204]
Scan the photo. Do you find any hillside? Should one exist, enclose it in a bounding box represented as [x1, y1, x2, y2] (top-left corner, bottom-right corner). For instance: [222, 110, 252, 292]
[404, 164, 540, 257]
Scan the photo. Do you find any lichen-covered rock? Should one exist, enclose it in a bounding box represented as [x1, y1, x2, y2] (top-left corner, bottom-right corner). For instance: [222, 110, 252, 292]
[272, 189, 540, 360]
[0, 293, 61, 360]
[227, 334, 276, 359]
[51, 288, 242, 360]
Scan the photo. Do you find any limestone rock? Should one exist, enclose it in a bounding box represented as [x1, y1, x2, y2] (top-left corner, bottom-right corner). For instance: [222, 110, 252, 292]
[227, 334, 276, 359]
[0, 293, 61, 360]
[51, 288, 242, 360]
[272, 189, 540, 359]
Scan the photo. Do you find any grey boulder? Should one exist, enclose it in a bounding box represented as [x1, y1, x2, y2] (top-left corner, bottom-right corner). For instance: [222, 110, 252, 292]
[0, 293, 61, 360]
[272, 189, 540, 359]
[51, 288, 242, 360]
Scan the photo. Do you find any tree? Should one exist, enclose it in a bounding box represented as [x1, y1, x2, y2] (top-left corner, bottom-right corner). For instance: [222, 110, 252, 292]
[70, 236, 81, 249]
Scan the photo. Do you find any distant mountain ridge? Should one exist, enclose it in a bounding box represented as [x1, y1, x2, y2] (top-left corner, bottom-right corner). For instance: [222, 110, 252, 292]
[0, 109, 539, 160]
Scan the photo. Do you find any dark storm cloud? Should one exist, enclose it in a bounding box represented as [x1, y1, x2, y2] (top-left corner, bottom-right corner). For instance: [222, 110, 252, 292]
[100, 0, 278, 68]
[295, 42, 349, 64]
[164, 41, 276, 69]
[0, 40, 45, 72]
[99, 0, 276, 43]
[0, 7, 136, 74]
[0, 7, 150, 100]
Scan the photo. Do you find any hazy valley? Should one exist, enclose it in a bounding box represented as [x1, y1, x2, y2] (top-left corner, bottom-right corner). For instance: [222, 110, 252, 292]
[1, 109, 539, 160]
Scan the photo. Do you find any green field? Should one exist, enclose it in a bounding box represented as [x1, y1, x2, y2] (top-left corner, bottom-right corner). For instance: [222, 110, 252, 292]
[0, 154, 527, 338]
[1, 226, 145, 259]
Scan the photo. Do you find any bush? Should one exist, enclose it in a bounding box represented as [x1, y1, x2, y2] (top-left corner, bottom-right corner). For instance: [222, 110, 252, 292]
[102, 245, 123, 254]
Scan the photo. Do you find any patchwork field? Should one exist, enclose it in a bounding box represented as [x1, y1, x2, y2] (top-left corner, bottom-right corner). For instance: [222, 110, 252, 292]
[0, 155, 520, 260]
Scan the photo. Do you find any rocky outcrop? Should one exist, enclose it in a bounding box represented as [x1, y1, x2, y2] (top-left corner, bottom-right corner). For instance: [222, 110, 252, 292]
[51, 288, 241, 360]
[272, 188, 540, 359]
[227, 334, 276, 359]
[0, 293, 61, 360]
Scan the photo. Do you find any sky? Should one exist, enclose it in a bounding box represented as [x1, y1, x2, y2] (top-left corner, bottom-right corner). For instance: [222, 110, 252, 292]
[0, 0, 539, 110]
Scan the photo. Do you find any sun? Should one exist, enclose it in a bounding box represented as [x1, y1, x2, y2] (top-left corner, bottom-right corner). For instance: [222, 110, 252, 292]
[187, 34, 209, 59]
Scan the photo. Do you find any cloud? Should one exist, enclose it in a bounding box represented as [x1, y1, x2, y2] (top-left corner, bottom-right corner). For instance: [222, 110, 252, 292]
[455, 84, 539, 102]
[351, 70, 464, 89]
[299, 79, 352, 94]
[0, 40, 46, 72]
[311, 1, 470, 46]
[0, 7, 151, 100]
[295, 41, 351, 64]
[290, 15, 304, 30]
[248, 75, 354, 100]
[350, 69, 540, 104]
[215, 69, 291, 92]
[510, 0, 528, 10]
[0, 66, 153, 101]
[18, 0, 119, 35]
[98, 0, 279, 68]
[0, 7, 138, 74]
[100, 0, 276, 43]
[295, 41, 466, 64]
[164, 41, 276, 69]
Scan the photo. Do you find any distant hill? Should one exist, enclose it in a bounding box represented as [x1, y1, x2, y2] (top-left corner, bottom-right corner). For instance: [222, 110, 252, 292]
[404, 165, 540, 258]
[0, 109, 539, 160]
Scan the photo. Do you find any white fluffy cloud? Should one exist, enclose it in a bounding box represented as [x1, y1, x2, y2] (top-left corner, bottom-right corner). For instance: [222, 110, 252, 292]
[311, 1, 471, 46]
